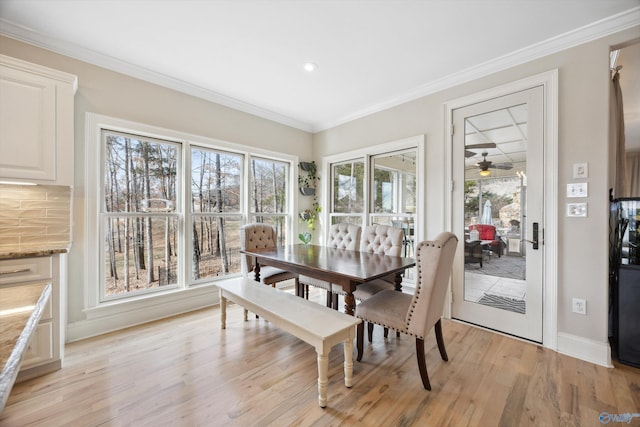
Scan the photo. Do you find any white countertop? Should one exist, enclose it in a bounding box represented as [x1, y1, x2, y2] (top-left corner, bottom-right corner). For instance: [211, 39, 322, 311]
[0, 282, 51, 413]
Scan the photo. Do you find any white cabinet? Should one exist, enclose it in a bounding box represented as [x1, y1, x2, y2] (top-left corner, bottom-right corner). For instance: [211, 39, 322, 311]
[0, 255, 64, 380]
[0, 55, 77, 186]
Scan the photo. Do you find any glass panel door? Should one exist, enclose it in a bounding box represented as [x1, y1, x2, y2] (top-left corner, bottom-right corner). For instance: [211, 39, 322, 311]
[452, 87, 544, 343]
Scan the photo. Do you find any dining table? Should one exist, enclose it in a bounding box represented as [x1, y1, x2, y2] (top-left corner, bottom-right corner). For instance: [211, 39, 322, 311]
[241, 244, 416, 316]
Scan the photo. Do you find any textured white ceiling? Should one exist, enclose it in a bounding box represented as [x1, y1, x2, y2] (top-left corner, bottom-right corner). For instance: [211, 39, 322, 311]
[0, 0, 638, 132]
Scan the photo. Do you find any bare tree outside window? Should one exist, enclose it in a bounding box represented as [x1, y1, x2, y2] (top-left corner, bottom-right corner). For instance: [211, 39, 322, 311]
[330, 160, 364, 226]
[249, 157, 289, 246]
[191, 147, 243, 281]
[103, 132, 179, 297]
[94, 117, 294, 306]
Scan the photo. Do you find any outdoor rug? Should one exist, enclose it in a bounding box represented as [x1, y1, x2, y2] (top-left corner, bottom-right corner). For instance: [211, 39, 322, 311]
[478, 293, 526, 314]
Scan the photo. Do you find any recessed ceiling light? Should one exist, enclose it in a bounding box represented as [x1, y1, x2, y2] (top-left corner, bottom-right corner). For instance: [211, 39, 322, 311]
[303, 62, 318, 72]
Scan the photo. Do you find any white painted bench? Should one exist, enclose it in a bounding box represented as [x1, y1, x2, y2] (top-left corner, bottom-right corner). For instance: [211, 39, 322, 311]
[217, 277, 361, 408]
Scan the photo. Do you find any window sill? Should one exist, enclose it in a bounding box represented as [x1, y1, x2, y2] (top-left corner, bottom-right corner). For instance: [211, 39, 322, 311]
[83, 282, 221, 321]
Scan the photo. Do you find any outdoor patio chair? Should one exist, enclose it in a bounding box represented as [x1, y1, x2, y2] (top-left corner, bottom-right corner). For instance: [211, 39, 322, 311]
[469, 224, 504, 257]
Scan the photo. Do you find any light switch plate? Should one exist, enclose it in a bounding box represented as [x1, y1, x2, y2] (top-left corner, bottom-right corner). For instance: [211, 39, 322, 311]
[567, 182, 588, 198]
[573, 162, 588, 179]
[567, 202, 588, 217]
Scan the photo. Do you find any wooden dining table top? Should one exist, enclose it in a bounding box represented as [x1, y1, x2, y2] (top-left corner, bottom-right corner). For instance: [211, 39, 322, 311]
[242, 244, 415, 282]
[241, 244, 416, 315]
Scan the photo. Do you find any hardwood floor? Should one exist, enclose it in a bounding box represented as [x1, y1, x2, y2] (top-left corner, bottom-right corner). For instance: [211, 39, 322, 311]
[2, 287, 639, 426]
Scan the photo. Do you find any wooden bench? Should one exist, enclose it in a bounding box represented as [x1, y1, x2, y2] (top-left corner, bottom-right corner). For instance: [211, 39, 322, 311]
[217, 277, 361, 408]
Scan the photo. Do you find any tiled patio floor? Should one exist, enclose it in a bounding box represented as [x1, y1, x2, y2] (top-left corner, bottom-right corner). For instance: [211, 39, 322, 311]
[464, 253, 526, 313]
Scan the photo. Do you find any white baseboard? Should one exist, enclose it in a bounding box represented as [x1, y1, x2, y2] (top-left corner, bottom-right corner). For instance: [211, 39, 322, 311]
[66, 280, 298, 343]
[67, 285, 219, 342]
[556, 332, 612, 368]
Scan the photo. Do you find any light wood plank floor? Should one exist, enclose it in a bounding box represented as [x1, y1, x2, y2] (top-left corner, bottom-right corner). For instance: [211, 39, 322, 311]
[2, 287, 639, 426]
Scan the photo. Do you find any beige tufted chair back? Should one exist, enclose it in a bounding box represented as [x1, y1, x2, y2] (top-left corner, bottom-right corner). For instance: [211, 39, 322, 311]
[360, 224, 404, 257]
[328, 223, 361, 250]
[240, 223, 278, 273]
[406, 232, 458, 339]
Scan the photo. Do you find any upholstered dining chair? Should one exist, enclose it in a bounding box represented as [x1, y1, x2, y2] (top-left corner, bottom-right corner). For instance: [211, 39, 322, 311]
[333, 224, 404, 302]
[240, 223, 299, 289]
[391, 219, 414, 257]
[299, 222, 361, 308]
[355, 231, 458, 390]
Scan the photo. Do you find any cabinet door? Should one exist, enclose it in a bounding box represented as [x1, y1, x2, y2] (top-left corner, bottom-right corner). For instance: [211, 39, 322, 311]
[20, 321, 54, 369]
[0, 65, 57, 182]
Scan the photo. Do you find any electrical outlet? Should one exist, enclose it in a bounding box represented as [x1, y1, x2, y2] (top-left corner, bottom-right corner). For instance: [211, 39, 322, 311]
[572, 298, 586, 315]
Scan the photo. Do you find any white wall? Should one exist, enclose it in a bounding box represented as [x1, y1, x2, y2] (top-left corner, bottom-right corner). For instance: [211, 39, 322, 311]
[314, 26, 640, 364]
[0, 36, 313, 339]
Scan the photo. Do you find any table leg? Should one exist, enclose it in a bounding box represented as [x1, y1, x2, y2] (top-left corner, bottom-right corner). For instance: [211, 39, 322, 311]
[344, 291, 356, 316]
[253, 262, 261, 319]
[253, 262, 261, 282]
[394, 272, 403, 292]
[343, 338, 354, 388]
[220, 291, 227, 329]
[317, 352, 329, 408]
[394, 273, 403, 337]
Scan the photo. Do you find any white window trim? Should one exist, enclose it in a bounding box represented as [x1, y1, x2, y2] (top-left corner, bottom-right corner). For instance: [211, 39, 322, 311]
[321, 135, 425, 243]
[322, 136, 424, 289]
[84, 113, 298, 320]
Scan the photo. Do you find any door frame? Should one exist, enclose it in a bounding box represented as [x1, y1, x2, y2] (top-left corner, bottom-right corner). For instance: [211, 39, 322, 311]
[443, 70, 558, 350]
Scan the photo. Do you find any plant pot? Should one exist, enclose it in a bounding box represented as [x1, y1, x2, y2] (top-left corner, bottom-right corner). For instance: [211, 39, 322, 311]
[300, 187, 315, 196]
[300, 161, 314, 172]
[298, 232, 312, 245]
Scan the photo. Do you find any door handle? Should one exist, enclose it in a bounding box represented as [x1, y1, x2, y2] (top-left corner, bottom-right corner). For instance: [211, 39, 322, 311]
[525, 222, 539, 250]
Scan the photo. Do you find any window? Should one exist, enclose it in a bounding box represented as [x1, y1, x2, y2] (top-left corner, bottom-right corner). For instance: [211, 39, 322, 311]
[329, 151, 417, 228]
[326, 137, 423, 282]
[190, 147, 244, 283]
[102, 130, 181, 300]
[249, 156, 290, 245]
[370, 151, 416, 225]
[330, 159, 365, 226]
[90, 115, 294, 306]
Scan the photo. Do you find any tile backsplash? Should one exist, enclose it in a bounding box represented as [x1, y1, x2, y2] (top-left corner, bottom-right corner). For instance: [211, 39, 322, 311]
[0, 184, 72, 251]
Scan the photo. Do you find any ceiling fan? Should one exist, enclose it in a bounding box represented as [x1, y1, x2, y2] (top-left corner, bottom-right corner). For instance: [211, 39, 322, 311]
[465, 142, 496, 158]
[476, 151, 513, 176]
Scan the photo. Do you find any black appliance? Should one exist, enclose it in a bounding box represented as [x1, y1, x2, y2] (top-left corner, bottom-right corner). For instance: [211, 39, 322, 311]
[609, 195, 640, 368]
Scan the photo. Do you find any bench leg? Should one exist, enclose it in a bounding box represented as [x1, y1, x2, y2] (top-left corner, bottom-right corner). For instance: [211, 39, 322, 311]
[317, 352, 329, 408]
[220, 291, 227, 329]
[243, 309, 248, 321]
[344, 338, 354, 388]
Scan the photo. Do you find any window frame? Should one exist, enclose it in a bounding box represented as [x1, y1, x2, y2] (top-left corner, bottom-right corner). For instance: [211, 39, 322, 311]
[189, 144, 245, 285]
[322, 135, 425, 285]
[85, 113, 297, 311]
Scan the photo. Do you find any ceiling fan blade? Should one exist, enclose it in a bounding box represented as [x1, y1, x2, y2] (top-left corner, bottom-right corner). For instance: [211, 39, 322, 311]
[465, 150, 476, 158]
[490, 163, 513, 170]
[464, 143, 496, 149]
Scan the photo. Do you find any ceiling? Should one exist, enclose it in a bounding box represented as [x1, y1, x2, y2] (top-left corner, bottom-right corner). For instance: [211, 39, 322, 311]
[464, 104, 527, 177]
[0, 1, 638, 133]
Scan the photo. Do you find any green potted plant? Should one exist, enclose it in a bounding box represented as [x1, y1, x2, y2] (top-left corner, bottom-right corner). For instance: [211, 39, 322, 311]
[298, 201, 321, 244]
[298, 161, 319, 196]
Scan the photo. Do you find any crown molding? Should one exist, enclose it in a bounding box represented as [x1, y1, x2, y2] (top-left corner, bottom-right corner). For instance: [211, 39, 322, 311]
[0, 19, 314, 133]
[310, 6, 640, 132]
[2, 6, 638, 134]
